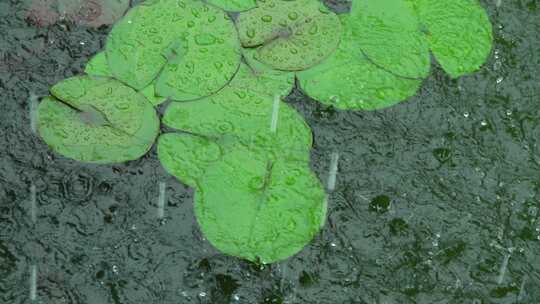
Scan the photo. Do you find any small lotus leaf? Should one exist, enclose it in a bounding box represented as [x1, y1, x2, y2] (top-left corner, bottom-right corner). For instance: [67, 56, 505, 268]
[205, 0, 257, 12]
[37, 76, 159, 163]
[236, 0, 341, 71]
[298, 16, 422, 110]
[195, 146, 326, 263]
[414, 0, 493, 77]
[349, 0, 430, 79]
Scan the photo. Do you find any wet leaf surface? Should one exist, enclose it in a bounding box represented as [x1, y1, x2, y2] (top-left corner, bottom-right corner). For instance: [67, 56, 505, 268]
[349, 0, 431, 79]
[206, 0, 257, 12]
[236, 0, 341, 71]
[106, 0, 241, 98]
[37, 76, 159, 163]
[85, 52, 167, 106]
[414, 0, 493, 77]
[195, 147, 326, 263]
[298, 16, 422, 110]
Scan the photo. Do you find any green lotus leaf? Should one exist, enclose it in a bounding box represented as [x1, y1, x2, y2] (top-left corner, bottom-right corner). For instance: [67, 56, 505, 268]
[195, 146, 326, 263]
[84, 52, 112, 77]
[205, 0, 257, 12]
[215, 51, 295, 115]
[139, 84, 168, 106]
[37, 76, 159, 164]
[85, 52, 167, 106]
[105, 0, 185, 90]
[236, 0, 341, 71]
[349, 0, 492, 79]
[298, 16, 422, 110]
[106, 0, 241, 100]
[348, 0, 430, 79]
[159, 60, 301, 187]
[153, 2, 241, 100]
[157, 133, 225, 188]
[414, 0, 493, 78]
[162, 92, 312, 162]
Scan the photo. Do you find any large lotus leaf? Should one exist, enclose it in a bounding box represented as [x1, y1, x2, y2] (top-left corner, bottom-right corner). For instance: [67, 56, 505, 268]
[154, 2, 241, 100]
[157, 133, 225, 188]
[236, 0, 341, 71]
[162, 93, 312, 161]
[206, 0, 256, 12]
[105, 0, 185, 90]
[349, 0, 430, 79]
[106, 0, 241, 99]
[414, 0, 493, 78]
[85, 52, 167, 106]
[37, 76, 159, 163]
[298, 16, 422, 110]
[195, 146, 326, 263]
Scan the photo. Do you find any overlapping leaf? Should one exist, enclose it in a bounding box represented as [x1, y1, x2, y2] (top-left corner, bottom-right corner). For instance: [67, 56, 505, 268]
[236, 0, 341, 71]
[159, 57, 308, 187]
[349, 0, 492, 79]
[85, 52, 167, 106]
[106, 0, 241, 100]
[298, 16, 422, 110]
[37, 76, 159, 163]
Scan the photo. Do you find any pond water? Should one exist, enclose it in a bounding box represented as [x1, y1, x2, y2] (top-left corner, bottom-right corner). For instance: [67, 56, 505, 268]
[1, 0, 539, 303]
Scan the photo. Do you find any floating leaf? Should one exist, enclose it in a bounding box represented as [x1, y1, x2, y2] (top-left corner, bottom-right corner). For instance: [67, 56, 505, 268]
[158, 60, 302, 187]
[213, 51, 295, 115]
[348, 0, 430, 79]
[85, 52, 167, 106]
[195, 146, 326, 263]
[298, 16, 422, 110]
[236, 0, 341, 71]
[162, 91, 312, 161]
[105, 0, 185, 89]
[349, 0, 492, 79]
[206, 0, 257, 12]
[84, 52, 112, 77]
[37, 76, 159, 163]
[106, 0, 241, 99]
[157, 133, 225, 188]
[154, 2, 241, 100]
[414, 0, 493, 77]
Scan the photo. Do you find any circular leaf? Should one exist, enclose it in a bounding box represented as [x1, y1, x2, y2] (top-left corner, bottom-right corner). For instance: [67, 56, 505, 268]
[298, 16, 422, 110]
[236, 0, 341, 71]
[195, 147, 326, 263]
[349, 0, 431, 79]
[37, 76, 159, 163]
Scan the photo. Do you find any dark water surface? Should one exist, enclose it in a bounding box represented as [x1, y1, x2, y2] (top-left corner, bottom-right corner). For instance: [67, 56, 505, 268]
[1, 0, 540, 303]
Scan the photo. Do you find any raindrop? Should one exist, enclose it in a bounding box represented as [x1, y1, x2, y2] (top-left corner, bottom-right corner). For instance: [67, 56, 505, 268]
[261, 15, 272, 22]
